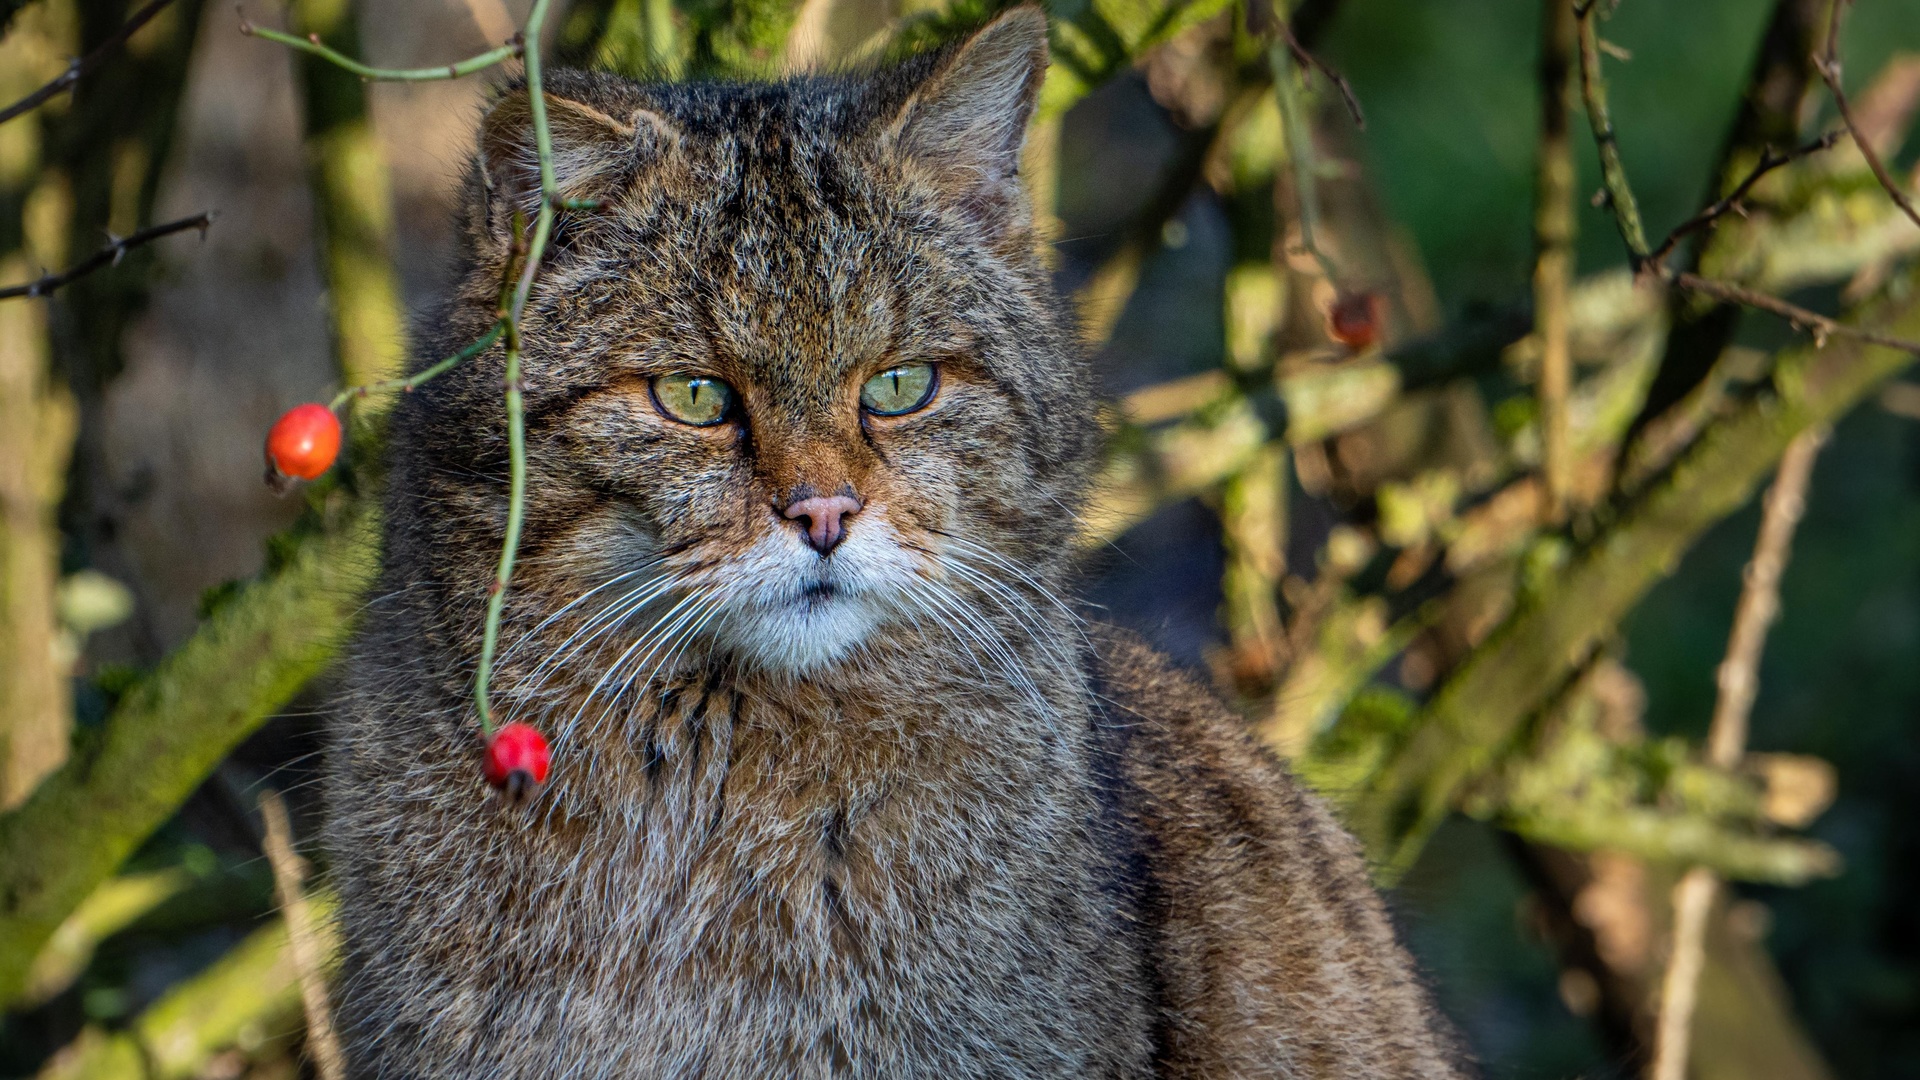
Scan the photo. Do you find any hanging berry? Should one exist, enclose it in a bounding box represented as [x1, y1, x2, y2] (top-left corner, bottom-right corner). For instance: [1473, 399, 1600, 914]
[264, 403, 343, 485]
[484, 721, 552, 798]
[1326, 291, 1385, 351]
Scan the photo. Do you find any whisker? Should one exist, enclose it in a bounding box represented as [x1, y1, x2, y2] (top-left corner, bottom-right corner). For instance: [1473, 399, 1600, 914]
[496, 566, 648, 668]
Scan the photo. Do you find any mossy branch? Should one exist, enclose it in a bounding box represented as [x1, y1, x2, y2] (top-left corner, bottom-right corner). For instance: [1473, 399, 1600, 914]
[1498, 805, 1837, 886]
[0, 500, 375, 1006]
[1346, 265, 1920, 879]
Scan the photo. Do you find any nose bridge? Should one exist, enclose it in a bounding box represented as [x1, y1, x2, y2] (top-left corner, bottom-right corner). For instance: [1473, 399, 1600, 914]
[753, 398, 865, 501]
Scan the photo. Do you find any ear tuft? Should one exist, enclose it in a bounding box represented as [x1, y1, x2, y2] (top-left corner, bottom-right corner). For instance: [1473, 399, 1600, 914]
[885, 6, 1050, 238]
[478, 89, 677, 239]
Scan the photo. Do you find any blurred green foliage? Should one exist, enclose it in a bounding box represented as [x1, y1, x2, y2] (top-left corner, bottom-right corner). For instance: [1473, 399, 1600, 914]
[1295, 2, 1920, 1075]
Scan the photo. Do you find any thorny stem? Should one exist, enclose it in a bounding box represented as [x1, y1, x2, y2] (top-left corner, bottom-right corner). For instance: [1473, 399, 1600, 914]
[255, 0, 560, 739]
[1276, 16, 1363, 129]
[1645, 134, 1840, 269]
[1671, 270, 1920, 355]
[0, 0, 177, 127]
[1648, 429, 1824, 1080]
[325, 323, 505, 411]
[1575, 3, 1650, 261]
[241, 18, 525, 81]
[0, 213, 212, 301]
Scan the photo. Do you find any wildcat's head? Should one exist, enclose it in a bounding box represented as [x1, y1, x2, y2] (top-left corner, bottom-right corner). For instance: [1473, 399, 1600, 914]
[392, 7, 1098, 687]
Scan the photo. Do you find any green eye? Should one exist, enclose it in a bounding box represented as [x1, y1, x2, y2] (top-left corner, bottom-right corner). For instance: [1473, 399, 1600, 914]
[650, 374, 735, 426]
[859, 364, 938, 416]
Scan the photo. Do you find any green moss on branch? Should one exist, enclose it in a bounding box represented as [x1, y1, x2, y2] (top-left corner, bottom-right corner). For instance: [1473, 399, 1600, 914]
[1347, 266, 1920, 880]
[0, 502, 374, 1005]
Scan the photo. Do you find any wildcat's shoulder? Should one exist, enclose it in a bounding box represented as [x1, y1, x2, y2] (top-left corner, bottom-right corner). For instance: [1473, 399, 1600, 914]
[1087, 625, 1470, 1079]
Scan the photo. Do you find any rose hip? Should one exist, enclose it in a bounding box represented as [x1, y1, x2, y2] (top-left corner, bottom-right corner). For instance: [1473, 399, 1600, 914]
[264, 403, 342, 483]
[484, 721, 552, 798]
[1326, 292, 1384, 350]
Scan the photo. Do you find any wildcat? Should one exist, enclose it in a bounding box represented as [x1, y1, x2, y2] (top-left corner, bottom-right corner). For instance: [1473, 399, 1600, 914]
[328, 7, 1467, 1076]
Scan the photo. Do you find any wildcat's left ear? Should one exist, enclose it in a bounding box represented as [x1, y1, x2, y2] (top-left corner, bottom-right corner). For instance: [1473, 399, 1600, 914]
[477, 85, 679, 244]
[882, 5, 1050, 239]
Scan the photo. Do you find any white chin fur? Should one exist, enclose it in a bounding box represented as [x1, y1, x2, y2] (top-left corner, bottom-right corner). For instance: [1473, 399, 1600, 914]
[708, 511, 919, 677]
[718, 593, 887, 674]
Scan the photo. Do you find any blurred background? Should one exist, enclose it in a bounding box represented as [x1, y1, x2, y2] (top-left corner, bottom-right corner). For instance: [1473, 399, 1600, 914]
[1, 0, 1917, 1075]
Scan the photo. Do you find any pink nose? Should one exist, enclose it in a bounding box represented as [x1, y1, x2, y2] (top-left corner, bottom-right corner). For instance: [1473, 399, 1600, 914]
[783, 495, 862, 554]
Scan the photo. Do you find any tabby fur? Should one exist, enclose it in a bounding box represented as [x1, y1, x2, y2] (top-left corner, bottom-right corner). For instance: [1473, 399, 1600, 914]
[329, 9, 1467, 1076]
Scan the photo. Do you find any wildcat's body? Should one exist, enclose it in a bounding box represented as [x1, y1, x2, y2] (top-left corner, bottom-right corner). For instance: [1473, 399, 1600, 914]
[330, 10, 1464, 1076]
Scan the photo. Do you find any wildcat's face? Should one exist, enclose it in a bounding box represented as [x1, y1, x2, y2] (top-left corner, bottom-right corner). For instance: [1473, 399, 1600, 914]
[401, 14, 1096, 688]
[527, 206, 1054, 676]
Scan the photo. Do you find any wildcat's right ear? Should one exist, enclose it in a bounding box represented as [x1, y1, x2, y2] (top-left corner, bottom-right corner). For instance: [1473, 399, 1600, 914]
[880, 6, 1050, 242]
[476, 86, 678, 245]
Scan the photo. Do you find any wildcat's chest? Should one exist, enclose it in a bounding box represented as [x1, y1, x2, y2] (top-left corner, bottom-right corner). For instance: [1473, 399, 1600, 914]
[460, 688, 1149, 1076]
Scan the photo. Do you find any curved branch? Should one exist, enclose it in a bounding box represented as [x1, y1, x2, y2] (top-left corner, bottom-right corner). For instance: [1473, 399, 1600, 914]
[240, 17, 523, 81]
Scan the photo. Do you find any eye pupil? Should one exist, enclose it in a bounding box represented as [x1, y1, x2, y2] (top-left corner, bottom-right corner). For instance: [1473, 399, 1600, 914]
[861, 364, 937, 416]
[650, 374, 734, 426]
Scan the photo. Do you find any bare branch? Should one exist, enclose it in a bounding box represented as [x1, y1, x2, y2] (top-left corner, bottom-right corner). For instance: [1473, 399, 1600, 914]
[260, 790, 345, 1080]
[0, 212, 212, 302]
[1667, 270, 1920, 356]
[1707, 428, 1825, 769]
[1573, 2, 1920, 359]
[1651, 867, 1717, 1080]
[0, 0, 175, 127]
[1815, 0, 1920, 232]
[1649, 428, 1825, 1080]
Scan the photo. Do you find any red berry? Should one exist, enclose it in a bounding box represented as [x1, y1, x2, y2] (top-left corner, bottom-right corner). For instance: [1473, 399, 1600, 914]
[264, 403, 342, 482]
[484, 721, 552, 795]
[1326, 292, 1384, 350]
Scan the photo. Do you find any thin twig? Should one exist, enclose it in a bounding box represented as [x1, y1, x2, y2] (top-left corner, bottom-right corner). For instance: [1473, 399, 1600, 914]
[1814, 0, 1920, 232]
[1276, 17, 1364, 129]
[1668, 270, 1920, 355]
[475, 0, 558, 735]
[1648, 428, 1824, 1080]
[259, 790, 345, 1080]
[241, 13, 524, 81]
[1646, 133, 1840, 268]
[0, 212, 212, 301]
[0, 0, 175, 127]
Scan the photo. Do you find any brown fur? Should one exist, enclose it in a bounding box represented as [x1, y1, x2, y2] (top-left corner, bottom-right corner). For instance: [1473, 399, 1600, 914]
[329, 9, 1467, 1076]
